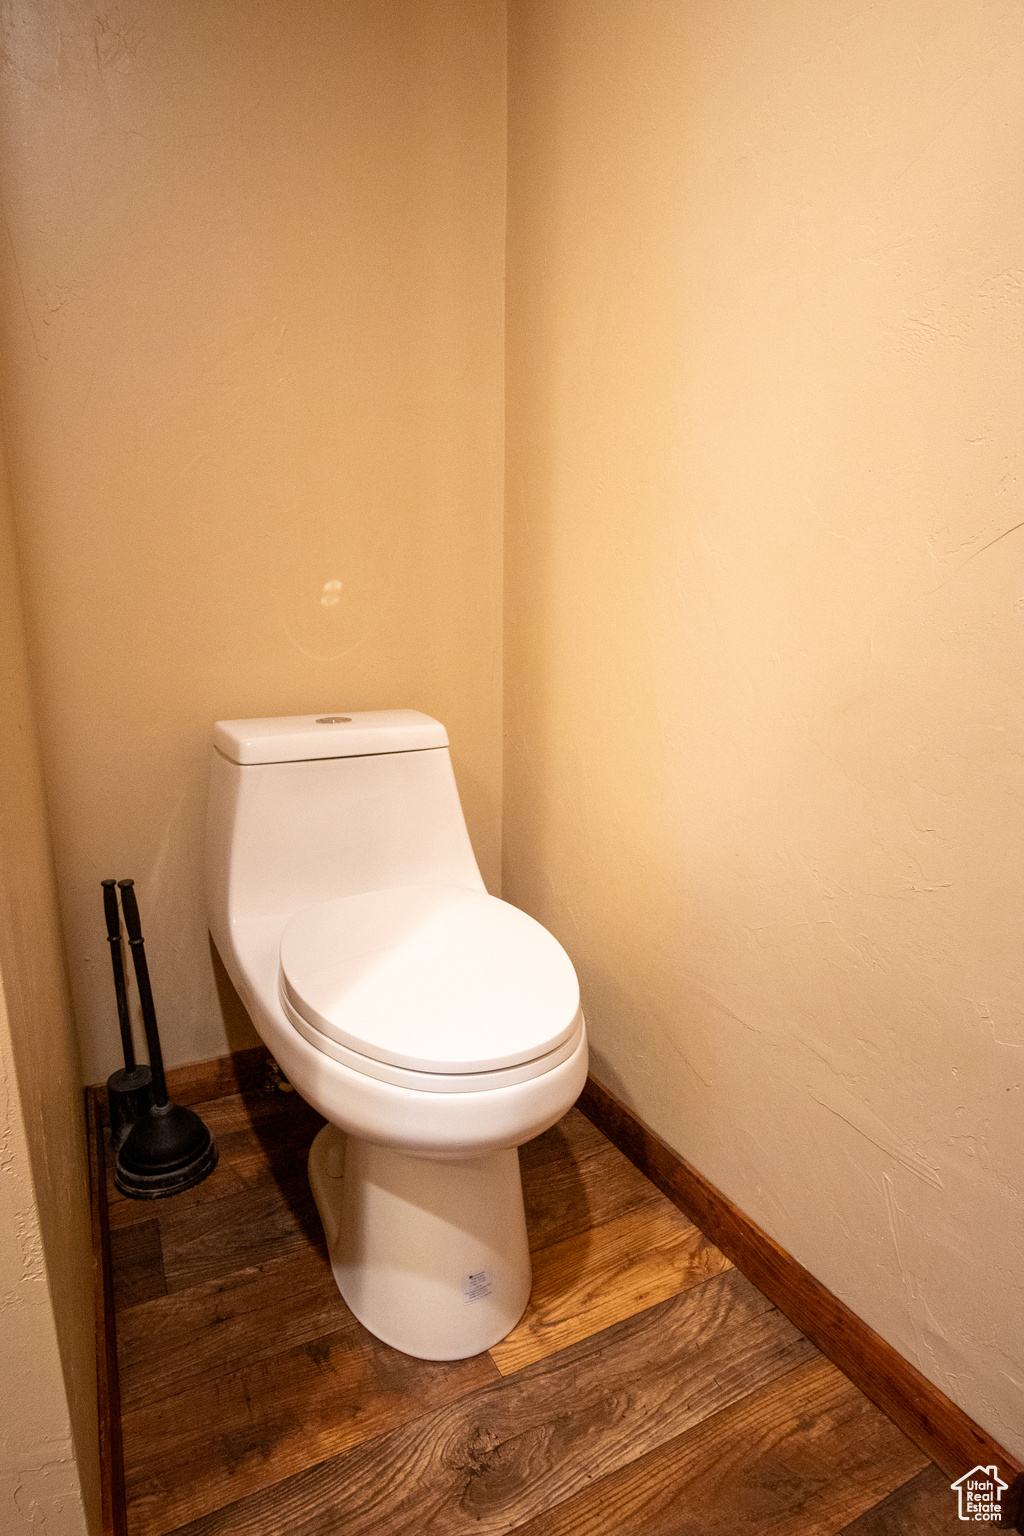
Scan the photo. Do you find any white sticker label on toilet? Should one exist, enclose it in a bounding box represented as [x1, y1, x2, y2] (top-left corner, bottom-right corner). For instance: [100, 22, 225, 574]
[462, 1269, 493, 1302]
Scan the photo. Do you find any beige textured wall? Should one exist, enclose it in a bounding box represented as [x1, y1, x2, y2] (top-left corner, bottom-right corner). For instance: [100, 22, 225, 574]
[0, 0, 506, 1082]
[0, 984, 89, 1535]
[506, 0, 1023, 1459]
[0, 439, 97, 1526]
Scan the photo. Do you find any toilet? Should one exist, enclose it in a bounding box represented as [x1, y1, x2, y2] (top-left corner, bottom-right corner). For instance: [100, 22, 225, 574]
[206, 709, 587, 1360]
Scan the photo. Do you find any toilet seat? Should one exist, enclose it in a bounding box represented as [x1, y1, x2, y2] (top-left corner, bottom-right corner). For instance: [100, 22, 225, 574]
[279, 984, 585, 1093]
[279, 884, 582, 1078]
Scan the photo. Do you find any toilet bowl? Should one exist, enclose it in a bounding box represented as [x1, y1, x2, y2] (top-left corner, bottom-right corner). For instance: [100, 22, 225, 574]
[206, 710, 587, 1359]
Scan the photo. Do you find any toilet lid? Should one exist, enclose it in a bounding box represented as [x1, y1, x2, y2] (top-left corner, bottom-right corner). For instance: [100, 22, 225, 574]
[279, 885, 581, 1075]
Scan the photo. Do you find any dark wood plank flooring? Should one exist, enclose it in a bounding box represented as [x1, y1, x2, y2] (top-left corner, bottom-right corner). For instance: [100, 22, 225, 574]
[104, 1085, 975, 1534]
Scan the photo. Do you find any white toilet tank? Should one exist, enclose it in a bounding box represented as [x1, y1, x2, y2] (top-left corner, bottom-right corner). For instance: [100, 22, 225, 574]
[206, 710, 486, 935]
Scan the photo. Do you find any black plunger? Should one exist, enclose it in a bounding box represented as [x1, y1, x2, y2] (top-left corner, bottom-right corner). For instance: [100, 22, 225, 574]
[102, 879, 153, 1148]
[114, 880, 218, 1198]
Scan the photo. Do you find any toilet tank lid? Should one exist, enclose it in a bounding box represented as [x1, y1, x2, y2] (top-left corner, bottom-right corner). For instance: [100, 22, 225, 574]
[214, 710, 448, 765]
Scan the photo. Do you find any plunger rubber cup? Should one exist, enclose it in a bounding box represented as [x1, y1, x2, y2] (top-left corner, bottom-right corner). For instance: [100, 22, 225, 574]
[114, 1101, 218, 1198]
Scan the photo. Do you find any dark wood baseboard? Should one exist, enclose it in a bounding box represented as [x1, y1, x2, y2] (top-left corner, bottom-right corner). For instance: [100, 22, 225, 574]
[85, 1086, 127, 1536]
[90, 1044, 272, 1125]
[162, 1043, 273, 1105]
[578, 1074, 1024, 1532]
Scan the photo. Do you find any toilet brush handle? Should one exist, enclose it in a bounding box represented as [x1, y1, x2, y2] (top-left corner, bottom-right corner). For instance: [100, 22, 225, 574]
[117, 880, 169, 1107]
[102, 879, 136, 1072]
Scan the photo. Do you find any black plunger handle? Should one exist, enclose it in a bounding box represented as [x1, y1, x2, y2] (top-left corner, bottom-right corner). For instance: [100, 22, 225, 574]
[102, 879, 136, 1072]
[117, 880, 168, 1107]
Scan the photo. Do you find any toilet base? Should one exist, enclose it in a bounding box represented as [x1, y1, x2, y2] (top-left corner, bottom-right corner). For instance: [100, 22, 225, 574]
[308, 1124, 532, 1360]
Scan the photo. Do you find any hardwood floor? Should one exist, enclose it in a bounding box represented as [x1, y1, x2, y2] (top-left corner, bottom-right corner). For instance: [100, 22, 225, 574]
[105, 1085, 974, 1535]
